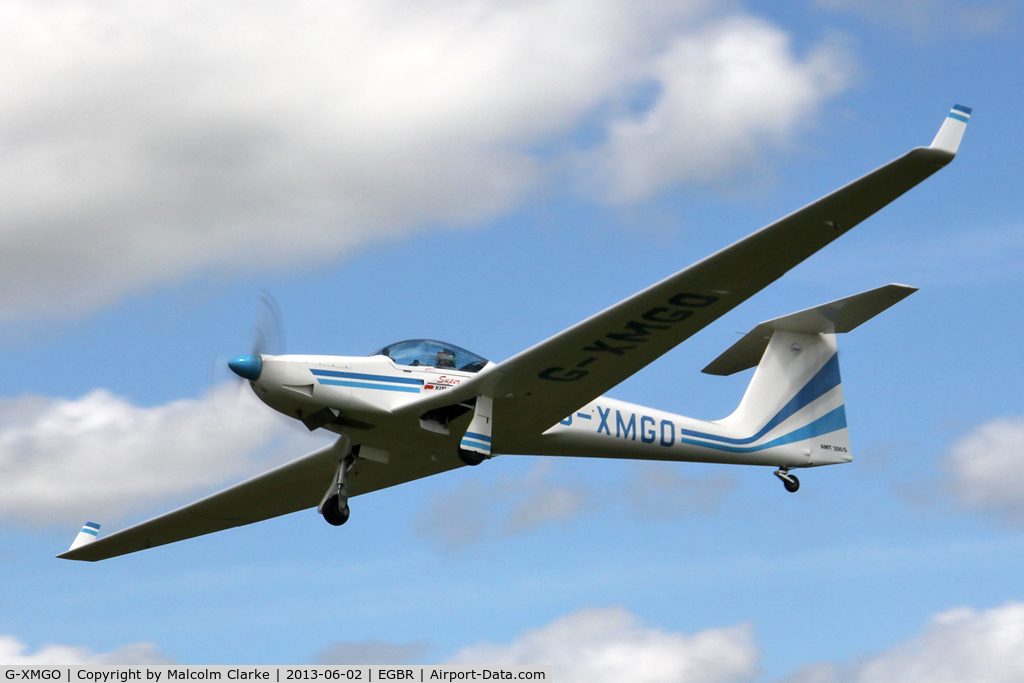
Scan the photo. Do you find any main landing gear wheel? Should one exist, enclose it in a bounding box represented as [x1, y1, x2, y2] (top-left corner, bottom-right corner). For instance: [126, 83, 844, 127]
[322, 494, 350, 526]
[321, 453, 355, 526]
[458, 448, 486, 466]
[773, 468, 800, 493]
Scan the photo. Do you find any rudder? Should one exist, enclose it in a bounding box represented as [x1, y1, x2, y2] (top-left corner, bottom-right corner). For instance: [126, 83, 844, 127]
[718, 329, 850, 466]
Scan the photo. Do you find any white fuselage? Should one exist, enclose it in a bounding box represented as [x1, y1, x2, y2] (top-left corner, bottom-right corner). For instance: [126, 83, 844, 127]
[250, 354, 851, 471]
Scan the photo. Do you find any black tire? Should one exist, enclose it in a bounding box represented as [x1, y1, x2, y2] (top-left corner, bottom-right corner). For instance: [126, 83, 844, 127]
[458, 448, 486, 466]
[784, 475, 800, 493]
[322, 494, 350, 526]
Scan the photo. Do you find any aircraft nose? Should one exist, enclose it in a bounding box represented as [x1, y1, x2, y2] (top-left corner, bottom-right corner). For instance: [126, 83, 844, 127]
[229, 354, 263, 381]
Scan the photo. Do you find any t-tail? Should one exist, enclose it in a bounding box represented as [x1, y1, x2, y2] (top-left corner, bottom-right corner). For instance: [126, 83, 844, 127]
[694, 284, 917, 487]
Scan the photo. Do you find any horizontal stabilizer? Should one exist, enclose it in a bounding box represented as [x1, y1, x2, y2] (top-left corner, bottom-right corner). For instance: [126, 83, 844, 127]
[702, 284, 917, 376]
[930, 104, 971, 156]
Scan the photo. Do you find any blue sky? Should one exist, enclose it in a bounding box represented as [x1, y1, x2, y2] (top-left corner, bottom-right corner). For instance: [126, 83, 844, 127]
[2, 0, 1024, 679]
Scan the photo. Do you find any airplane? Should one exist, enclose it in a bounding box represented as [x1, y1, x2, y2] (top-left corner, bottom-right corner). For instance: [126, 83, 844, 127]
[59, 104, 971, 561]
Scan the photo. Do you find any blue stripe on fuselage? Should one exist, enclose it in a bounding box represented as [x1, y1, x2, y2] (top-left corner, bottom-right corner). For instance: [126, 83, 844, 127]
[679, 353, 841, 445]
[316, 379, 421, 393]
[678, 405, 847, 454]
[311, 369, 424, 385]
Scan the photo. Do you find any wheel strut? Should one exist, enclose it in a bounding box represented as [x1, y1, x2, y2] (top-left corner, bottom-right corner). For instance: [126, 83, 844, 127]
[320, 453, 355, 526]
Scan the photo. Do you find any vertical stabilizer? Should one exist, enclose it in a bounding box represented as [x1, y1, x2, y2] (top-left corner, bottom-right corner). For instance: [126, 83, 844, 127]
[719, 330, 850, 466]
[699, 284, 919, 467]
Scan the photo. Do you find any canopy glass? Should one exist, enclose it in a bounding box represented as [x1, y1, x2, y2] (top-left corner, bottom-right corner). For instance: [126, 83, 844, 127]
[370, 339, 488, 373]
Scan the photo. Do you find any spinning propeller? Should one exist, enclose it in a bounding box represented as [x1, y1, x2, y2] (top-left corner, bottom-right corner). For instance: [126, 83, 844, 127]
[229, 292, 285, 382]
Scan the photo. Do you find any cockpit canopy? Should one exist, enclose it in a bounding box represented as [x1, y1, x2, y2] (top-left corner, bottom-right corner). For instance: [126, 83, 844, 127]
[370, 339, 488, 373]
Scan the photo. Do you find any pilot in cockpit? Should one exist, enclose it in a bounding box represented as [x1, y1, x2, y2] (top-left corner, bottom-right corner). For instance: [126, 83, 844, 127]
[436, 348, 456, 368]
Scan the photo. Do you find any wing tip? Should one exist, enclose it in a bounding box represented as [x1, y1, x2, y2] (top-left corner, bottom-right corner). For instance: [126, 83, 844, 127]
[930, 103, 972, 155]
[59, 521, 102, 559]
[57, 547, 89, 560]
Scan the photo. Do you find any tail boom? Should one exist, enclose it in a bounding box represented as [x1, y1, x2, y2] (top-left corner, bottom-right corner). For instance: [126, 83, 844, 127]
[523, 378, 849, 470]
[520, 327, 855, 469]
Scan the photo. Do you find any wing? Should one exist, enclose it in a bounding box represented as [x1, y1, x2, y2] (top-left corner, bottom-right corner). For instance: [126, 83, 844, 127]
[401, 108, 968, 442]
[58, 439, 462, 562]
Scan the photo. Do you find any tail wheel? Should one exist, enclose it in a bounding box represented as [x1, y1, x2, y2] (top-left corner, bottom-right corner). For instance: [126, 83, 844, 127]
[773, 468, 801, 493]
[322, 494, 350, 526]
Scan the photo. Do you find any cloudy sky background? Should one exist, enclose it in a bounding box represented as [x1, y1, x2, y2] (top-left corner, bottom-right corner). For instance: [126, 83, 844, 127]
[2, 0, 1024, 679]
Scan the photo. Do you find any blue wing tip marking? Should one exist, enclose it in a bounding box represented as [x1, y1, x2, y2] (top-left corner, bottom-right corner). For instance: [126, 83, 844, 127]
[948, 104, 972, 123]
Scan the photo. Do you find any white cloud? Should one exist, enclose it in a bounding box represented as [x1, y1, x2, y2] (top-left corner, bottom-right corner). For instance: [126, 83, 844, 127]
[942, 416, 1024, 522]
[442, 602, 1024, 683]
[0, 635, 171, 664]
[624, 463, 736, 519]
[413, 459, 592, 550]
[414, 460, 739, 549]
[315, 640, 428, 665]
[413, 477, 495, 549]
[9, 601, 1024, 674]
[0, 383, 326, 525]
[444, 606, 758, 683]
[0, 0, 852, 321]
[588, 16, 852, 202]
[782, 602, 1024, 683]
[503, 481, 592, 533]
